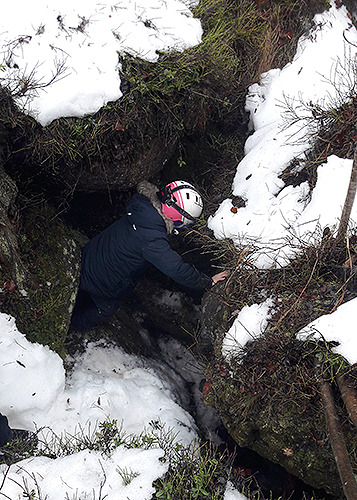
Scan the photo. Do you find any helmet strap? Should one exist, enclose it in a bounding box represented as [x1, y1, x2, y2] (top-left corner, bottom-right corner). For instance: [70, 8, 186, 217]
[167, 200, 194, 222]
[157, 184, 200, 222]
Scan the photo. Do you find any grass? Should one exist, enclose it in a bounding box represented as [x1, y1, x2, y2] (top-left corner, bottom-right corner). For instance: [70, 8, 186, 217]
[153, 443, 232, 500]
[188, 216, 357, 340]
[0, 0, 329, 200]
[0, 419, 235, 499]
[0, 417, 332, 499]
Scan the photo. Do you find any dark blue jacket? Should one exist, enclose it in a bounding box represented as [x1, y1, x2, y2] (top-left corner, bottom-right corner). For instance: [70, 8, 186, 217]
[79, 193, 212, 299]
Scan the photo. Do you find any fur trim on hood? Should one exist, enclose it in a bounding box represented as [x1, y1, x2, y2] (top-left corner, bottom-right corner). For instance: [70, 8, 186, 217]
[137, 181, 174, 234]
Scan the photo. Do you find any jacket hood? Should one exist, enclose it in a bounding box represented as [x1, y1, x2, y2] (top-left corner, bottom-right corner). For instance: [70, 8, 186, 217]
[136, 181, 174, 234]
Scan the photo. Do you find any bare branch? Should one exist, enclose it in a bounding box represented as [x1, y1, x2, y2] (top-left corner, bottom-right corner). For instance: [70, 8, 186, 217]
[336, 371, 357, 428]
[337, 145, 357, 241]
[317, 363, 357, 500]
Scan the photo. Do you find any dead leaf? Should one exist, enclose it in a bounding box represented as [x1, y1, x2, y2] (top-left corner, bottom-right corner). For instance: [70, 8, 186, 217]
[282, 447, 294, 457]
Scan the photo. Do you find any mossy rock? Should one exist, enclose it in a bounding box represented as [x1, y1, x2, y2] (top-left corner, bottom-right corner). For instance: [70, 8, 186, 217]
[0, 197, 82, 358]
[226, 400, 341, 497]
[203, 341, 351, 498]
[199, 266, 357, 498]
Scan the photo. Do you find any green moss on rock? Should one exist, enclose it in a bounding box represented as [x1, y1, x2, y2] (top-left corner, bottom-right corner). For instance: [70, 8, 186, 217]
[0, 201, 81, 357]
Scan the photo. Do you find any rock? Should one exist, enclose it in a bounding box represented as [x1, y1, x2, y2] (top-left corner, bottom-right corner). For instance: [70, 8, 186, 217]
[0, 164, 82, 356]
[67, 134, 179, 193]
[200, 287, 352, 498]
[0, 164, 26, 289]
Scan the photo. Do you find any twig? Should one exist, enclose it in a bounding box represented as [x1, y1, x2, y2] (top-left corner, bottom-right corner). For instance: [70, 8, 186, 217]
[273, 253, 319, 330]
[207, 288, 232, 308]
[317, 363, 357, 500]
[336, 371, 357, 428]
[96, 460, 108, 500]
[0, 465, 12, 500]
[337, 146, 357, 242]
[346, 235, 353, 273]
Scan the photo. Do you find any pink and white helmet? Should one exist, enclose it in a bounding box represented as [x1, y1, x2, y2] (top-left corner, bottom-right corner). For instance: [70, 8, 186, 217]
[157, 180, 203, 228]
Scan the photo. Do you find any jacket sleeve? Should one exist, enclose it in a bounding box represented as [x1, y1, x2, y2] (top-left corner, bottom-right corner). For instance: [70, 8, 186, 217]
[142, 237, 212, 291]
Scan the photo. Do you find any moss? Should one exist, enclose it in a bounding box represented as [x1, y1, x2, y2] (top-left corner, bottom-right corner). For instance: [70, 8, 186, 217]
[199, 234, 357, 496]
[1, 0, 329, 197]
[201, 320, 357, 498]
[0, 200, 81, 357]
[205, 353, 345, 496]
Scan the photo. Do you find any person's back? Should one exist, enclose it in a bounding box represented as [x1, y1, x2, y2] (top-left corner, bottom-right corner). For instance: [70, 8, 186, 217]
[80, 193, 160, 299]
[70, 180, 228, 331]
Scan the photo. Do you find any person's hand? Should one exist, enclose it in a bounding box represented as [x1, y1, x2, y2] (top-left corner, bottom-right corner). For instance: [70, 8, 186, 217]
[211, 270, 230, 286]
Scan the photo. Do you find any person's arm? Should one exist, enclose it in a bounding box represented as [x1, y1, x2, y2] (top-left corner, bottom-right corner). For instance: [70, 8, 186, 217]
[143, 238, 212, 291]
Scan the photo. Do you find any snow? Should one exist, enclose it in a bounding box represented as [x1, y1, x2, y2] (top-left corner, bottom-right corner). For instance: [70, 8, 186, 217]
[224, 481, 251, 500]
[0, 314, 200, 499]
[0, 312, 227, 499]
[222, 298, 275, 359]
[0, 0, 202, 125]
[0, 314, 198, 443]
[1, 0, 357, 498]
[215, 2, 357, 368]
[155, 289, 183, 309]
[298, 297, 357, 365]
[0, 315, 65, 424]
[0, 448, 167, 500]
[209, 2, 357, 269]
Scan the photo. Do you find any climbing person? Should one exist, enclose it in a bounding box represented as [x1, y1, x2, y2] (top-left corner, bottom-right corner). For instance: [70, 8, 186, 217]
[70, 180, 229, 331]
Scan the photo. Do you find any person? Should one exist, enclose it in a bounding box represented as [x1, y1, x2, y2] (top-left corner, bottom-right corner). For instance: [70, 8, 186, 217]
[70, 180, 228, 331]
[0, 413, 12, 447]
